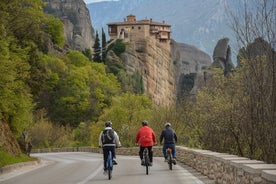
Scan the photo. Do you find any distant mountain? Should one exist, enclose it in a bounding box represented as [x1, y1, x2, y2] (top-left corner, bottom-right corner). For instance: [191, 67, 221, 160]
[87, 0, 238, 63]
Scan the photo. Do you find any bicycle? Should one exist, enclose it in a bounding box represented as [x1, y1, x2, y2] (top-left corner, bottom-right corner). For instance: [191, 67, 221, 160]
[166, 148, 173, 170]
[142, 147, 151, 175]
[106, 150, 113, 180]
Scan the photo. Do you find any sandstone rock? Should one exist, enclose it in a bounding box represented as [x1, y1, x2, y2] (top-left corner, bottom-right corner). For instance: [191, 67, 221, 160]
[120, 37, 176, 106]
[43, 0, 95, 51]
[212, 38, 234, 75]
[171, 40, 212, 102]
[0, 120, 21, 156]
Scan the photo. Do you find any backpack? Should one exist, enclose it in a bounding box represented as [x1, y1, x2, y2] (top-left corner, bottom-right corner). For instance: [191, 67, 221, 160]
[102, 129, 115, 144]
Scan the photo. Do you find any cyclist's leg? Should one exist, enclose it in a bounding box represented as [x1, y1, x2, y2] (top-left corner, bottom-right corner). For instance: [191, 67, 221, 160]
[110, 146, 115, 159]
[110, 146, 117, 165]
[169, 144, 176, 164]
[139, 146, 145, 160]
[148, 146, 153, 163]
[139, 146, 145, 165]
[171, 144, 176, 158]
[163, 144, 167, 160]
[103, 146, 109, 170]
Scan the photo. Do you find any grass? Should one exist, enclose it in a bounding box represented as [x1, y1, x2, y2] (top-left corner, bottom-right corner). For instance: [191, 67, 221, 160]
[0, 150, 36, 168]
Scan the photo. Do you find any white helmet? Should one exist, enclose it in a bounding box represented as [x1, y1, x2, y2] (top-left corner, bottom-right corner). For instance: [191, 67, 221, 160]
[165, 122, 171, 127]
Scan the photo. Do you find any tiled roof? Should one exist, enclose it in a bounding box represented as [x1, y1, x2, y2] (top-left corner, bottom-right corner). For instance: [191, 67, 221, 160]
[107, 19, 170, 27]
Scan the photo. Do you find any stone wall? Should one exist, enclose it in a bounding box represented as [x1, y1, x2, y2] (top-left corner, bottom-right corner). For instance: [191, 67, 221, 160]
[32, 146, 276, 184]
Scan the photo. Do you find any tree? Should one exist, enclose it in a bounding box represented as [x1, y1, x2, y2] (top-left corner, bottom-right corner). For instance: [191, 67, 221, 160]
[95, 93, 152, 146]
[101, 27, 107, 61]
[93, 31, 101, 62]
[46, 51, 120, 127]
[108, 39, 126, 57]
[227, 0, 276, 163]
[0, 22, 33, 138]
[82, 48, 93, 61]
[44, 15, 65, 47]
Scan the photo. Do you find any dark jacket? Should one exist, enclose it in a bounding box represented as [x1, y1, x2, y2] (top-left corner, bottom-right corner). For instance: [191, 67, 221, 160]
[160, 127, 177, 144]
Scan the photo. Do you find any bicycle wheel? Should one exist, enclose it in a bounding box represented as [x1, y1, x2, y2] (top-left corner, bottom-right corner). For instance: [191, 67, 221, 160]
[143, 148, 149, 175]
[168, 153, 172, 170]
[167, 148, 172, 170]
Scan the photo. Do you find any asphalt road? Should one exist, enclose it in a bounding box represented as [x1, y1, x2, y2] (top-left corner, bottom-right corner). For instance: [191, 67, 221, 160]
[0, 152, 214, 184]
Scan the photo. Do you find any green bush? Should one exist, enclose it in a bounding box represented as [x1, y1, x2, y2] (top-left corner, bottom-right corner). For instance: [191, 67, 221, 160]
[0, 150, 35, 168]
[108, 39, 126, 57]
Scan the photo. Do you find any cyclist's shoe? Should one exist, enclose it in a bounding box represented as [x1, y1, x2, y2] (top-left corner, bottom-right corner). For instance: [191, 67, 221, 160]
[141, 160, 145, 165]
[149, 162, 153, 166]
[172, 158, 177, 165]
[164, 158, 168, 162]
[112, 159, 118, 165]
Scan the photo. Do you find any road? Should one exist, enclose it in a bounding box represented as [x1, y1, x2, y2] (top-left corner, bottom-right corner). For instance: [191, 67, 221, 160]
[0, 152, 214, 184]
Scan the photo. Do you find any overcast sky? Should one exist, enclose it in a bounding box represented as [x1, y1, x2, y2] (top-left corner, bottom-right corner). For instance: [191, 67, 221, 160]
[84, 0, 118, 4]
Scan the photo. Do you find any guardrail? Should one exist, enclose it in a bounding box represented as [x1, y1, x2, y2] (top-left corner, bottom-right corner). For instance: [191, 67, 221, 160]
[31, 146, 276, 184]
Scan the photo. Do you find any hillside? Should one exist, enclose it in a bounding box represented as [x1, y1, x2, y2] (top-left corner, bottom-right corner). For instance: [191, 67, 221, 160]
[87, 0, 237, 63]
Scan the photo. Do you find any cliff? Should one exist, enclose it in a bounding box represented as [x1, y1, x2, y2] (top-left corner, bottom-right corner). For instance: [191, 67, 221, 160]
[43, 1, 212, 105]
[43, 0, 95, 51]
[106, 38, 211, 105]
[120, 37, 176, 106]
[171, 40, 212, 102]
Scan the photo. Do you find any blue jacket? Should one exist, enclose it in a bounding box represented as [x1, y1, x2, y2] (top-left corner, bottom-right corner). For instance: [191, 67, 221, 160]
[160, 127, 177, 144]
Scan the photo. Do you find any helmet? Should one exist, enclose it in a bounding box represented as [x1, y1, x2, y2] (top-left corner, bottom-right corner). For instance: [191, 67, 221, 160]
[105, 121, 112, 127]
[165, 122, 171, 127]
[142, 120, 148, 126]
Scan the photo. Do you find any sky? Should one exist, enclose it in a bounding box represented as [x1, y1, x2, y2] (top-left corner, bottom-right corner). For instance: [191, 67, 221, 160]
[84, 0, 118, 4]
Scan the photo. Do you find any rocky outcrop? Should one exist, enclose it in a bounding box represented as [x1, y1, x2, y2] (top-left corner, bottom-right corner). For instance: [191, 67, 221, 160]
[42, 1, 212, 105]
[171, 40, 212, 102]
[0, 120, 21, 156]
[106, 38, 212, 105]
[121, 37, 176, 106]
[212, 38, 234, 75]
[43, 0, 95, 51]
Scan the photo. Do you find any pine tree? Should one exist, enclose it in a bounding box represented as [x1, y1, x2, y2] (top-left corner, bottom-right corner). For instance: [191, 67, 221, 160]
[82, 48, 93, 61]
[101, 27, 107, 62]
[93, 30, 101, 62]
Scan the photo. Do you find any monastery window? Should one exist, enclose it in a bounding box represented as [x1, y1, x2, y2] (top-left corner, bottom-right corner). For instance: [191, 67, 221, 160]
[132, 26, 134, 29]
[138, 26, 141, 29]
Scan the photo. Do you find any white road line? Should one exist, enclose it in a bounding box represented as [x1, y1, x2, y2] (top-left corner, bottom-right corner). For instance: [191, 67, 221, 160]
[76, 165, 103, 184]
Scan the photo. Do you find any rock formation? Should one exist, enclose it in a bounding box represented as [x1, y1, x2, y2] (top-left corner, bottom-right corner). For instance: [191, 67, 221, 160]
[212, 38, 234, 75]
[120, 37, 176, 106]
[171, 40, 212, 102]
[43, 0, 95, 51]
[43, 2, 212, 106]
[0, 120, 21, 155]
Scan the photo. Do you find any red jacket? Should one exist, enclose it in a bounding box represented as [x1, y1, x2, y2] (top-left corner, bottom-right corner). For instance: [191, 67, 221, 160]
[135, 126, 156, 147]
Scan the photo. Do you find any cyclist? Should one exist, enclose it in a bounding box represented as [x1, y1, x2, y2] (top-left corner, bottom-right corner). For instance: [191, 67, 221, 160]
[160, 122, 177, 164]
[135, 120, 156, 166]
[99, 121, 121, 174]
